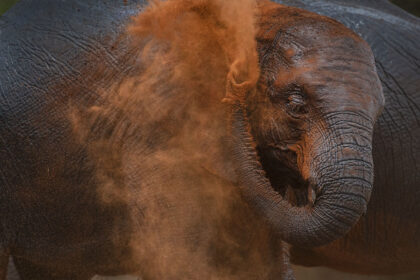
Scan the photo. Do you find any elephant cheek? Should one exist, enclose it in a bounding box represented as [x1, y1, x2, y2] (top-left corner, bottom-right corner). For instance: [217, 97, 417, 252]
[288, 138, 312, 181]
[298, 149, 312, 181]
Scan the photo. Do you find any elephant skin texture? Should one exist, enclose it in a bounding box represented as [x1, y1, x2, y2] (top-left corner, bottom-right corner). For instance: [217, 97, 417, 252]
[272, 0, 420, 275]
[0, 0, 417, 279]
[0, 0, 292, 279]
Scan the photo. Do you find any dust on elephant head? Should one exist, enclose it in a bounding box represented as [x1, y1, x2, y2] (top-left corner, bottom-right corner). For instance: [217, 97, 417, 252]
[229, 1, 384, 247]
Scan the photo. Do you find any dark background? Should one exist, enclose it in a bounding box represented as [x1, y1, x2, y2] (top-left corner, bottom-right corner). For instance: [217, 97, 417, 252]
[0, 0, 18, 15]
[391, 0, 420, 16]
[1, 0, 420, 16]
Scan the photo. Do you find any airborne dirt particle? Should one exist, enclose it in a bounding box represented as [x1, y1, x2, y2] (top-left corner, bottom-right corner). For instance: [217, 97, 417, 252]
[72, 0, 289, 278]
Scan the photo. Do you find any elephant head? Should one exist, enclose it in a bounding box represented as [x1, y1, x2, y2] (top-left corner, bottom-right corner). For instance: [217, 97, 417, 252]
[228, 3, 384, 247]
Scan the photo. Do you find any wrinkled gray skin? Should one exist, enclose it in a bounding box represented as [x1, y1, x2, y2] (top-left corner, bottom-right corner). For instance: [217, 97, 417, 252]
[271, 0, 420, 274]
[0, 0, 418, 279]
[0, 1, 293, 279]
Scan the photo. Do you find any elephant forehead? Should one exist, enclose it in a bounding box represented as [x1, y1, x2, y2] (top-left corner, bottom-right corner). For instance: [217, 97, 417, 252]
[273, 49, 383, 117]
[257, 1, 385, 117]
[308, 53, 381, 109]
[257, 1, 366, 45]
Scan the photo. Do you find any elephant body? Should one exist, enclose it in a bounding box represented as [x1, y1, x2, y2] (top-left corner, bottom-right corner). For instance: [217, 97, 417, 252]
[0, 1, 293, 279]
[0, 1, 151, 278]
[0, 0, 418, 279]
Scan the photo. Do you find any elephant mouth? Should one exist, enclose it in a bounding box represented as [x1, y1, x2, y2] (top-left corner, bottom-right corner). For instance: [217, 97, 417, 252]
[257, 146, 316, 207]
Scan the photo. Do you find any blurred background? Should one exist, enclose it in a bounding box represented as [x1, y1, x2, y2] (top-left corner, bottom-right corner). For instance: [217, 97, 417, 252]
[1, 0, 419, 279]
[391, 0, 420, 16]
[0, 0, 17, 14]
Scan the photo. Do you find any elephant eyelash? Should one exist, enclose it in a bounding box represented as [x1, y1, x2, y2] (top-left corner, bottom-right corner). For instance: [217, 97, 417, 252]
[286, 83, 306, 95]
[287, 93, 306, 106]
[285, 87, 309, 117]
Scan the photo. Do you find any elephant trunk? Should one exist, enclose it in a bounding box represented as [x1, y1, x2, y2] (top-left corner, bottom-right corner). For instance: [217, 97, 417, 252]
[230, 103, 374, 247]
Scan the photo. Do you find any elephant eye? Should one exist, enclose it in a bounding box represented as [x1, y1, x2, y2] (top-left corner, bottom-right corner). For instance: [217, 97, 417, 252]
[287, 93, 307, 116]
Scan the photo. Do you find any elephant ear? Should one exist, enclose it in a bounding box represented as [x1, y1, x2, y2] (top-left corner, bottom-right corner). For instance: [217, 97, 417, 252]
[222, 63, 257, 105]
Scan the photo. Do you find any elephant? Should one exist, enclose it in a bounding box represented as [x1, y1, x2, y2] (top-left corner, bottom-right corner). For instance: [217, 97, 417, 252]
[0, 1, 298, 279]
[0, 0, 411, 279]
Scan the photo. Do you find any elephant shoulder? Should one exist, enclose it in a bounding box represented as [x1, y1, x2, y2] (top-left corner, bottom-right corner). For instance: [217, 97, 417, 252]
[0, 0, 146, 122]
[0, 0, 148, 192]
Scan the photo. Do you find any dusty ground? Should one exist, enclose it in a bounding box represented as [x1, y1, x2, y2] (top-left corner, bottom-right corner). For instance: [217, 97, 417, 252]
[92, 268, 420, 279]
[92, 269, 420, 280]
[7, 259, 420, 280]
[293, 266, 420, 280]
